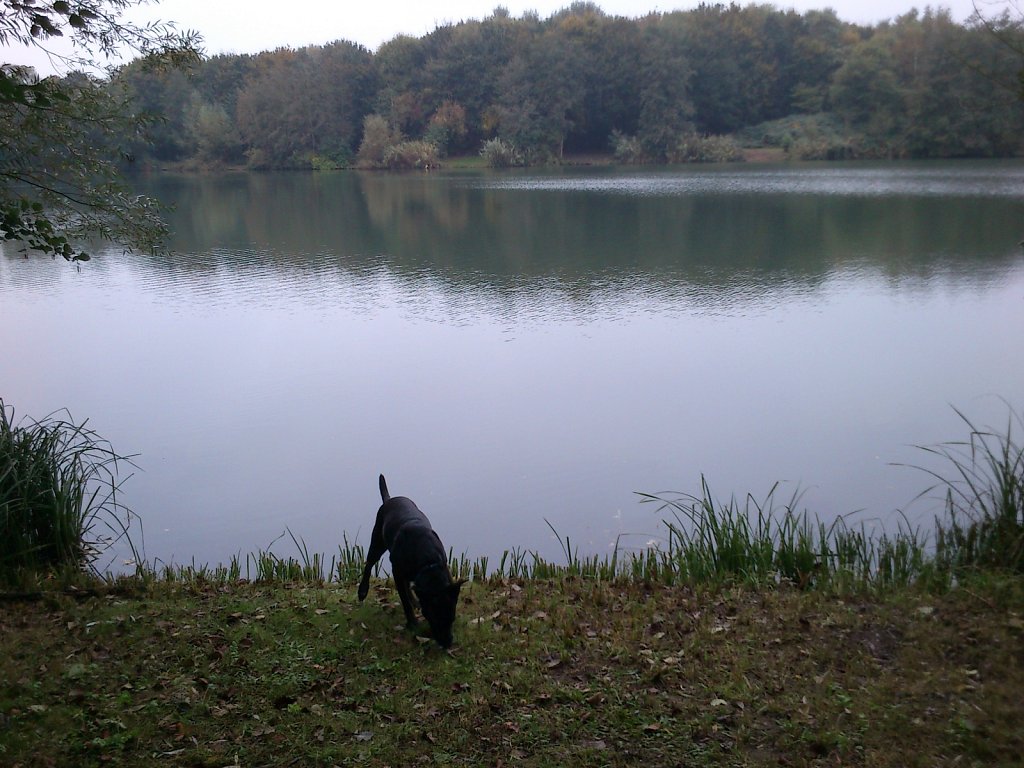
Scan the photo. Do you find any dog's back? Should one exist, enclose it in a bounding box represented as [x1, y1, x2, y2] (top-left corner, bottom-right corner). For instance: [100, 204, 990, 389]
[376, 474, 439, 555]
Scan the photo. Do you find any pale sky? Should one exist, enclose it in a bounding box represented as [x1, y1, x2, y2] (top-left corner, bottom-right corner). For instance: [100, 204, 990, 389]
[2, 0, 1000, 76]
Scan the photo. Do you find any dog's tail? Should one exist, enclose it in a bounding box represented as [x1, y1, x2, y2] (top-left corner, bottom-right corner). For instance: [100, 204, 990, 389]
[379, 474, 390, 503]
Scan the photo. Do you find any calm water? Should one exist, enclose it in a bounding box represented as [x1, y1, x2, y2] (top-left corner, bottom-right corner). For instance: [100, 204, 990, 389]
[2, 162, 1023, 571]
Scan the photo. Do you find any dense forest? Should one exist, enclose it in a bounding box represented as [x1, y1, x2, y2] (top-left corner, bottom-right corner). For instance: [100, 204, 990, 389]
[112, 2, 1024, 168]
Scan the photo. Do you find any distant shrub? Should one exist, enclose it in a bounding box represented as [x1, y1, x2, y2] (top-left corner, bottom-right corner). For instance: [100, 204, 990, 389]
[610, 130, 648, 164]
[668, 133, 744, 163]
[245, 147, 272, 170]
[479, 137, 524, 168]
[310, 145, 353, 170]
[789, 136, 859, 160]
[357, 114, 401, 168]
[383, 140, 440, 170]
[734, 113, 869, 160]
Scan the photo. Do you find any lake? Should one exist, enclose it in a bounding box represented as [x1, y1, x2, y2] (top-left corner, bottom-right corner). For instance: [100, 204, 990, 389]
[2, 161, 1022, 572]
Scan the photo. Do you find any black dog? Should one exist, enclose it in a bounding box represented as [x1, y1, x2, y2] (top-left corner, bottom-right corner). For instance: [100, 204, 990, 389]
[357, 475, 466, 648]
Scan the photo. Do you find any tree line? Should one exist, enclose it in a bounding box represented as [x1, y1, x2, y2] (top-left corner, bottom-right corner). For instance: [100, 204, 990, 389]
[50, 3, 1024, 169]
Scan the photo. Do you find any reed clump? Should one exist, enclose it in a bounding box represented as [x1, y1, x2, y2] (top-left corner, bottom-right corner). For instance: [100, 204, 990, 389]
[0, 400, 137, 583]
[636, 479, 939, 592]
[913, 405, 1024, 575]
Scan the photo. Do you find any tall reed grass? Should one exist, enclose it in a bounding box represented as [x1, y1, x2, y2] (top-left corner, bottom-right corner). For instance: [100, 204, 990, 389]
[635, 478, 941, 591]
[0, 400, 137, 582]
[909, 405, 1023, 575]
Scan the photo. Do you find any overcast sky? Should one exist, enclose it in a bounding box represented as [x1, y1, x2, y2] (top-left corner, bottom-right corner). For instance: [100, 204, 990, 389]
[3, 0, 997, 75]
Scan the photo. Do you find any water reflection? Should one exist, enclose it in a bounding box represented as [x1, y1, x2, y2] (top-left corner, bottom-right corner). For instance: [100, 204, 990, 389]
[121, 164, 1024, 310]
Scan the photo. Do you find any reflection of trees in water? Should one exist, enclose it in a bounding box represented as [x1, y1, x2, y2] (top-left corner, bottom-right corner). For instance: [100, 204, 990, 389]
[360, 173, 471, 237]
[123, 170, 1024, 309]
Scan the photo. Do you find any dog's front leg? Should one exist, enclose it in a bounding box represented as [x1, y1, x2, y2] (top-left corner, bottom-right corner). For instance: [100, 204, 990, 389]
[394, 575, 418, 628]
[358, 522, 386, 602]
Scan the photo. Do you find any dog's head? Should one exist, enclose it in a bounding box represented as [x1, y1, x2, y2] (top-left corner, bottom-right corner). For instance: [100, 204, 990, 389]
[414, 575, 467, 649]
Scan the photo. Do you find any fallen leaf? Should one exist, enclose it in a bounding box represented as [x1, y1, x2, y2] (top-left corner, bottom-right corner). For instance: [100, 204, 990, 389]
[643, 722, 662, 733]
[581, 739, 607, 750]
[355, 731, 373, 742]
[711, 698, 728, 707]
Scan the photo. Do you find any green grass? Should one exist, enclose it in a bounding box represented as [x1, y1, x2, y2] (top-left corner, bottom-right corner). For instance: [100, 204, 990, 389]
[0, 400, 138, 583]
[2, 573, 1021, 767]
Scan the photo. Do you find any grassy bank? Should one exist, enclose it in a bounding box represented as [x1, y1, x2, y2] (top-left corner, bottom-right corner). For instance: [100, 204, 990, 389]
[2, 573, 1022, 767]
